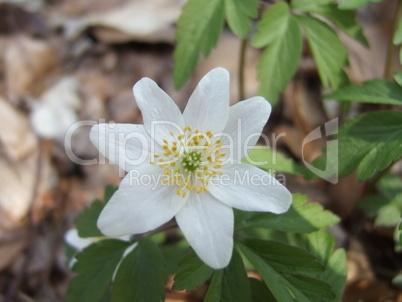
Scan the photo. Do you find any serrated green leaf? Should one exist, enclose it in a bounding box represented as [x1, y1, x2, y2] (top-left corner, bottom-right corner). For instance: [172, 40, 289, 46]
[375, 202, 402, 226]
[252, 2, 302, 104]
[291, 0, 334, 11]
[304, 231, 347, 302]
[239, 239, 334, 302]
[377, 173, 402, 199]
[295, 15, 349, 89]
[204, 249, 251, 302]
[66, 239, 130, 302]
[173, 0, 224, 88]
[357, 195, 388, 217]
[393, 71, 402, 86]
[172, 250, 213, 292]
[249, 278, 276, 302]
[329, 111, 402, 180]
[112, 238, 166, 302]
[104, 185, 117, 203]
[224, 0, 258, 39]
[324, 79, 402, 105]
[241, 239, 324, 273]
[242, 145, 310, 176]
[238, 194, 339, 233]
[74, 201, 104, 238]
[308, 4, 368, 46]
[339, 0, 385, 10]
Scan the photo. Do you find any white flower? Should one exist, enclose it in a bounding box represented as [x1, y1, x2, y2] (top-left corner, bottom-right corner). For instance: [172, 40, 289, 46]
[90, 67, 292, 269]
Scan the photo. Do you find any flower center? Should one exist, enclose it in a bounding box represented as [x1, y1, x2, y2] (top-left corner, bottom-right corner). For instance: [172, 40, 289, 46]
[150, 126, 225, 198]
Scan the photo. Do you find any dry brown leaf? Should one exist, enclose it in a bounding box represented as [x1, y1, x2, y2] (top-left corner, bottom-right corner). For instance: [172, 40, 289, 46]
[2, 34, 56, 101]
[0, 96, 38, 160]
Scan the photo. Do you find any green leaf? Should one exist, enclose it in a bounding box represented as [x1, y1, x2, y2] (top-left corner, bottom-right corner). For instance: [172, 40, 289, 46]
[393, 16, 402, 45]
[172, 250, 214, 292]
[238, 194, 339, 233]
[393, 71, 402, 86]
[291, 0, 334, 11]
[104, 185, 117, 202]
[173, 0, 224, 88]
[295, 14, 348, 89]
[242, 145, 310, 176]
[249, 278, 276, 302]
[308, 4, 368, 47]
[357, 195, 388, 217]
[74, 186, 117, 238]
[204, 249, 251, 302]
[224, 0, 258, 39]
[304, 231, 347, 302]
[74, 201, 104, 238]
[252, 2, 302, 104]
[113, 238, 166, 302]
[377, 173, 402, 199]
[333, 111, 402, 180]
[375, 202, 402, 226]
[324, 79, 402, 105]
[239, 239, 334, 302]
[66, 239, 130, 302]
[339, 0, 385, 10]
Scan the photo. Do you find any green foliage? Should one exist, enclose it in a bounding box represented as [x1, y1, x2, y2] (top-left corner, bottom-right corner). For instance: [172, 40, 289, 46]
[74, 186, 117, 238]
[74, 201, 105, 238]
[324, 79, 402, 105]
[327, 111, 402, 180]
[295, 14, 349, 90]
[173, 0, 225, 88]
[66, 239, 131, 302]
[252, 2, 302, 104]
[239, 239, 335, 302]
[303, 231, 347, 302]
[113, 238, 167, 302]
[358, 174, 402, 226]
[172, 250, 214, 291]
[248, 278, 276, 302]
[242, 146, 310, 176]
[224, 0, 258, 39]
[237, 194, 339, 233]
[291, 0, 335, 11]
[173, 0, 258, 88]
[393, 17, 402, 64]
[339, 0, 384, 10]
[204, 249, 252, 302]
[302, 3, 368, 46]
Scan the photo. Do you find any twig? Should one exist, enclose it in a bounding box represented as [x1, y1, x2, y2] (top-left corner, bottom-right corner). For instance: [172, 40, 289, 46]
[238, 38, 248, 101]
[5, 139, 46, 302]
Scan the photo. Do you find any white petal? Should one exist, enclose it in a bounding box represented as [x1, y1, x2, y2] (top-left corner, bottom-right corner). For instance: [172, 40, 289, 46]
[220, 97, 271, 163]
[183, 67, 230, 134]
[175, 192, 233, 269]
[65, 229, 96, 251]
[208, 163, 292, 214]
[90, 123, 153, 171]
[98, 172, 188, 236]
[133, 78, 185, 146]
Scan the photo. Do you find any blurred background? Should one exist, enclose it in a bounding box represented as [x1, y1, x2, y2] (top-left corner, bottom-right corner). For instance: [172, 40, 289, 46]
[0, 0, 401, 301]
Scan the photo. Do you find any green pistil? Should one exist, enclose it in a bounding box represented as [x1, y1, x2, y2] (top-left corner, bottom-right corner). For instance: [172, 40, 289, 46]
[182, 151, 202, 172]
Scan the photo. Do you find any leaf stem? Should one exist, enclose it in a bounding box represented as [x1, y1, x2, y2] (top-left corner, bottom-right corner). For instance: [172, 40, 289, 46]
[238, 38, 248, 101]
[384, 0, 402, 80]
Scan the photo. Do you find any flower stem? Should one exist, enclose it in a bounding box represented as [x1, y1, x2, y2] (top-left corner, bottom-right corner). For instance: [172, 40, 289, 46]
[384, 0, 402, 81]
[238, 38, 248, 101]
[130, 219, 178, 242]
